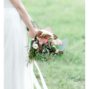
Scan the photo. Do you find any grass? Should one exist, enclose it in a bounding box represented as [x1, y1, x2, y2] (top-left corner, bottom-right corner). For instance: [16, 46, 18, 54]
[23, 0, 85, 89]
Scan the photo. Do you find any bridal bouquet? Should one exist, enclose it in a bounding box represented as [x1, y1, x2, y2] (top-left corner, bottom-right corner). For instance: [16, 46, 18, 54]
[28, 29, 64, 61]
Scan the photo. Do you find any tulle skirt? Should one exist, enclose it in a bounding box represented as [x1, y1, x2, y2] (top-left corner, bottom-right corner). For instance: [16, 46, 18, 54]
[4, 8, 33, 89]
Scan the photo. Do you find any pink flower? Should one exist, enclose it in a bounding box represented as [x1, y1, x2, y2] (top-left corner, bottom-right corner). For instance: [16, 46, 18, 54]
[52, 39, 63, 45]
[37, 38, 49, 45]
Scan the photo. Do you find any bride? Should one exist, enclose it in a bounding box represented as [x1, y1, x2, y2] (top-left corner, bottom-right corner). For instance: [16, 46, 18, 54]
[4, 0, 63, 88]
[4, 0, 40, 89]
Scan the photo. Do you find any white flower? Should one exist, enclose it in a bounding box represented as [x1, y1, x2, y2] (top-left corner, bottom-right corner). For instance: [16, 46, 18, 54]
[32, 43, 38, 49]
[55, 49, 59, 53]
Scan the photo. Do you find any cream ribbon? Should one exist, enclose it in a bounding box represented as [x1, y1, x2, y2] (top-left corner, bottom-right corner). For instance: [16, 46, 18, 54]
[27, 60, 48, 89]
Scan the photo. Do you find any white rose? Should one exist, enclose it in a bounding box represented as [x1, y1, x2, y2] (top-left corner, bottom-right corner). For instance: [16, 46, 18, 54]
[32, 43, 38, 49]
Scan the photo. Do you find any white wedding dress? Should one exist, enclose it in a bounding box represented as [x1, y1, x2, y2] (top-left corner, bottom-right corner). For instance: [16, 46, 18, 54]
[4, 0, 48, 89]
[4, 0, 34, 89]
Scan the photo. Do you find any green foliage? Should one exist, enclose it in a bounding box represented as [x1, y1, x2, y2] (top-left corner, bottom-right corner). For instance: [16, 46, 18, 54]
[29, 38, 63, 61]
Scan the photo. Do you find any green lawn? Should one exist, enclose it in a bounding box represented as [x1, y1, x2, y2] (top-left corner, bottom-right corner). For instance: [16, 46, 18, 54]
[23, 0, 85, 89]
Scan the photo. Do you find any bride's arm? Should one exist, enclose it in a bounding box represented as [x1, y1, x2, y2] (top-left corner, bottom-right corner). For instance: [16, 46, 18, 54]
[10, 0, 37, 37]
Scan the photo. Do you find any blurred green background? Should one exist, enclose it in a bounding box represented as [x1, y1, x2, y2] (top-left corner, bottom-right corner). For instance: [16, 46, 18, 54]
[23, 0, 85, 89]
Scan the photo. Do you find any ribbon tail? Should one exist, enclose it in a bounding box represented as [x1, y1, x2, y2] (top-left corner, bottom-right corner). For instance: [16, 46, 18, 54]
[34, 61, 48, 89]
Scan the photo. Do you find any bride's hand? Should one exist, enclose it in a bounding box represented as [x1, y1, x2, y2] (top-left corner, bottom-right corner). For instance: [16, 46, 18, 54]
[28, 28, 39, 38]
